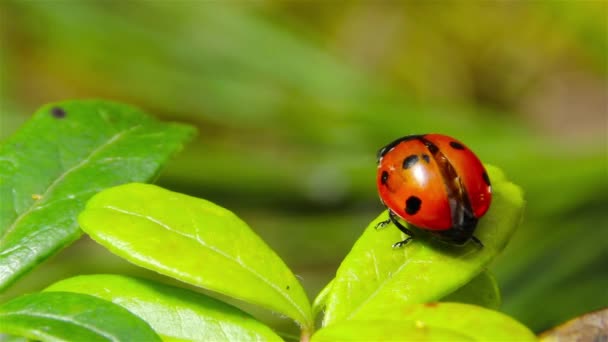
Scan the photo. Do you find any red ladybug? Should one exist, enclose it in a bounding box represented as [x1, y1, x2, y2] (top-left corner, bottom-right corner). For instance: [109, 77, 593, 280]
[376, 134, 492, 247]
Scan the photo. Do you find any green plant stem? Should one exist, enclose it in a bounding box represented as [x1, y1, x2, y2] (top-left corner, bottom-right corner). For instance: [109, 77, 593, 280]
[300, 328, 312, 342]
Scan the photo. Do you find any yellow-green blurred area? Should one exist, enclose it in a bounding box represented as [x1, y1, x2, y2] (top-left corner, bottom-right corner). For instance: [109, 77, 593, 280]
[0, 0, 606, 334]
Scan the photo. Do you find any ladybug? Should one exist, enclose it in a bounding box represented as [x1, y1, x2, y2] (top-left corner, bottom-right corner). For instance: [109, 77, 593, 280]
[376, 134, 492, 247]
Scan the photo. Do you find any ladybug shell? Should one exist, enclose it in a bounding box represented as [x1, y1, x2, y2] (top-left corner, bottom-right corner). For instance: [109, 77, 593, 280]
[376, 134, 491, 231]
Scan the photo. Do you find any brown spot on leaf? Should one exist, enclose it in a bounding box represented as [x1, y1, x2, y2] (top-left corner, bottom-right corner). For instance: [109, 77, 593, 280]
[51, 107, 66, 118]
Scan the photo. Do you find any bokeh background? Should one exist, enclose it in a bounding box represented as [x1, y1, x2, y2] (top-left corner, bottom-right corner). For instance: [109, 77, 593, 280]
[1, 0, 606, 336]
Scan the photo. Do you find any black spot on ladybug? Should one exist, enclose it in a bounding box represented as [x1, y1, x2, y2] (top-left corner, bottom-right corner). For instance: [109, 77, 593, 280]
[381, 171, 389, 185]
[422, 154, 430, 163]
[482, 172, 491, 186]
[424, 141, 439, 154]
[449, 141, 465, 150]
[405, 196, 422, 215]
[402, 155, 419, 169]
[286, 285, 290, 290]
[51, 107, 66, 119]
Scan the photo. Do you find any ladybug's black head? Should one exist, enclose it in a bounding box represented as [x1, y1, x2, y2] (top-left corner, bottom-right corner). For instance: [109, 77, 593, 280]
[376, 135, 423, 164]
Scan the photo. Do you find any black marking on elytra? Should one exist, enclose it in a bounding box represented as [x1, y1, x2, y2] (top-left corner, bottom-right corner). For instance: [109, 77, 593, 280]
[286, 285, 290, 290]
[51, 107, 66, 118]
[381, 171, 389, 185]
[418, 135, 478, 245]
[449, 141, 465, 150]
[402, 154, 419, 169]
[405, 196, 422, 215]
[482, 171, 491, 186]
[424, 141, 439, 154]
[377, 135, 422, 163]
[422, 154, 430, 163]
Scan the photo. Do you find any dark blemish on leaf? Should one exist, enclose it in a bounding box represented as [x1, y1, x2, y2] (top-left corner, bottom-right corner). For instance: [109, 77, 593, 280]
[51, 107, 66, 118]
[286, 285, 290, 290]
[422, 154, 430, 163]
[402, 155, 419, 169]
[405, 196, 422, 215]
[449, 141, 465, 150]
[482, 171, 491, 186]
[425, 302, 439, 308]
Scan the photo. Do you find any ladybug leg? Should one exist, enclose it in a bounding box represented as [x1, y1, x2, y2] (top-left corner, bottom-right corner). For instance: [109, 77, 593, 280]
[392, 238, 412, 249]
[387, 210, 414, 248]
[375, 209, 393, 230]
[471, 236, 484, 248]
[375, 218, 391, 230]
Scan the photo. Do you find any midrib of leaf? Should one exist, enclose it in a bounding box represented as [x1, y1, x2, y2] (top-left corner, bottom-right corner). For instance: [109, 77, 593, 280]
[0, 125, 142, 247]
[100, 205, 309, 325]
[1, 311, 117, 341]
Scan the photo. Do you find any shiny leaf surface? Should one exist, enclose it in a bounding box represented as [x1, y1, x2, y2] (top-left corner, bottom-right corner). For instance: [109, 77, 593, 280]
[312, 320, 469, 342]
[45, 274, 283, 341]
[78, 183, 313, 331]
[313, 302, 536, 341]
[0, 291, 161, 341]
[0, 100, 195, 291]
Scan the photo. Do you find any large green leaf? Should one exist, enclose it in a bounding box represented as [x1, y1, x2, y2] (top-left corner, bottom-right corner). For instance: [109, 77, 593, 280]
[78, 183, 313, 331]
[45, 274, 283, 341]
[312, 302, 536, 341]
[0, 100, 196, 291]
[322, 165, 524, 326]
[0, 291, 161, 341]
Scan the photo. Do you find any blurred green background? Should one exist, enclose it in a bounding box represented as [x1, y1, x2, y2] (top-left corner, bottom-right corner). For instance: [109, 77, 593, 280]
[0, 0, 606, 335]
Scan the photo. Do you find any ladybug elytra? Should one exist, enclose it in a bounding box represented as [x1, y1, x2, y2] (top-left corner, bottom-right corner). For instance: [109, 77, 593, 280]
[376, 134, 492, 247]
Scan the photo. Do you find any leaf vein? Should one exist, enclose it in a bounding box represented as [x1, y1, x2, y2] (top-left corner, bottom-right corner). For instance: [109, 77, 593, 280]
[0, 125, 142, 247]
[100, 205, 309, 325]
[0, 311, 119, 341]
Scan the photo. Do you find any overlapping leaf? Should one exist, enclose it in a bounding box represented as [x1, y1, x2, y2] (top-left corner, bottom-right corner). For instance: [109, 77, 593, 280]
[45, 274, 283, 341]
[312, 302, 536, 341]
[78, 183, 313, 331]
[0, 100, 196, 291]
[0, 291, 161, 341]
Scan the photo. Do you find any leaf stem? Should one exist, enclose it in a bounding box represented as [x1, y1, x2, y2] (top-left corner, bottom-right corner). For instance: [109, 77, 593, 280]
[300, 328, 312, 342]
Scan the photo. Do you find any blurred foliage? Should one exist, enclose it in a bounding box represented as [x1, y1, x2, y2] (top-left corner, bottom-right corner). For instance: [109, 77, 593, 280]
[0, 0, 606, 334]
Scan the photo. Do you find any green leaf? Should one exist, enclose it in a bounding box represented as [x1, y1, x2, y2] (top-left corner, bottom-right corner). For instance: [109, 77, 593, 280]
[45, 274, 283, 341]
[311, 320, 470, 342]
[0, 100, 196, 291]
[312, 303, 536, 341]
[322, 165, 524, 326]
[442, 271, 501, 309]
[0, 291, 161, 342]
[78, 183, 313, 331]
